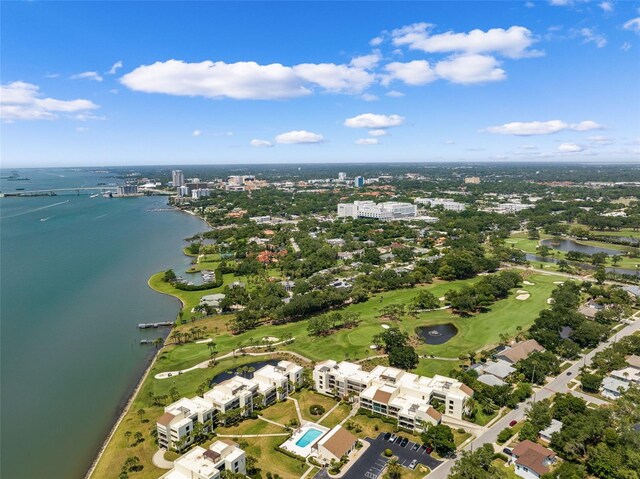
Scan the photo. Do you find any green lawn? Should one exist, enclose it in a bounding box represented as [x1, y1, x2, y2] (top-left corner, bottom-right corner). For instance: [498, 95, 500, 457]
[241, 435, 306, 479]
[292, 389, 339, 422]
[260, 400, 299, 425]
[216, 417, 285, 436]
[453, 429, 472, 447]
[318, 403, 352, 428]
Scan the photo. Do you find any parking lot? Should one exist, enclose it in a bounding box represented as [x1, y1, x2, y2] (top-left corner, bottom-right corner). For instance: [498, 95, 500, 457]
[335, 432, 442, 479]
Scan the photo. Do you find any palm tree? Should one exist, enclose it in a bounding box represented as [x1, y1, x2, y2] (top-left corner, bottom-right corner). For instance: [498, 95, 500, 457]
[385, 458, 402, 479]
[133, 431, 143, 444]
[124, 430, 132, 446]
[137, 408, 145, 422]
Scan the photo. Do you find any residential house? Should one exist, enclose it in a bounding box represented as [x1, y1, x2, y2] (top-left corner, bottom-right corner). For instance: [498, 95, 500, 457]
[601, 376, 630, 399]
[538, 419, 563, 443]
[510, 440, 556, 479]
[497, 340, 544, 364]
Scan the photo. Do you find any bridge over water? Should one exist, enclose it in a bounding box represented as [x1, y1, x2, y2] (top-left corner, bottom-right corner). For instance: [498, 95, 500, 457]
[0, 186, 118, 197]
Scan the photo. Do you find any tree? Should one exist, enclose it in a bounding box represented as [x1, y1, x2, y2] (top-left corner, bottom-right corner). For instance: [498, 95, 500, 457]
[448, 444, 499, 479]
[133, 431, 144, 444]
[384, 458, 402, 479]
[580, 373, 603, 393]
[412, 290, 440, 310]
[137, 408, 145, 422]
[421, 424, 455, 456]
[373, 327, 409, 352]
[163, 269, 176, 282]
[124, 430, 132, 446]
[388, 345, 419, 370]
[541, 462, 586, 479]
[593, 266, 607, 285]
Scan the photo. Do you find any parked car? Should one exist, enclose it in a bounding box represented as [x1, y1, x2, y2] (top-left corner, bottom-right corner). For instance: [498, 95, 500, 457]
[412, 443, 420, 451]
[384, 432, 391, 441]
[426, 446, 433, 454]
[503, 447, 513, 456]
[509, 420, 518, 427]
[566, 371, 572, 376]
[389, 434, 397, 442]
[409, 459, 418, 470]
[400, 437, 409, 447]
[394, 436, 403, 444]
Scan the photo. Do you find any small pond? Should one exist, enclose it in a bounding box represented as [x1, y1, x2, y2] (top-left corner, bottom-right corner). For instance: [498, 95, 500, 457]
[416, 323, 459, 345]
[540, 238, 620, 256]
[209, 359, 280, 386]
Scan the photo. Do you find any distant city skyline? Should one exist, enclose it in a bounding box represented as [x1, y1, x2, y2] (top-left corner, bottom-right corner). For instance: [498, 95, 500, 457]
[2, 1, 639, 167]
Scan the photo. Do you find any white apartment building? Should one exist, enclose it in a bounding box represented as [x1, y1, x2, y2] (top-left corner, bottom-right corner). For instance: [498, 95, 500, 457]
[177, 185, 189, 197]
[159, 440, 246, 479]
[172, 170, 185, 188]
[157, 397, 216, 450]
[337, 201, 417, 221]
[494, 202, 534, 214]
[158, 361, 303, 450]
[414, 198, 466, 212]
[313, 361, 472, 430]
[192, 188, 211, 199]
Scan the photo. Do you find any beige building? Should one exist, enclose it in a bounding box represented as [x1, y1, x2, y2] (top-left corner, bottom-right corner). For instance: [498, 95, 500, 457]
[464, 177, 481, 184]
[315, 425, 359, 463]
[313, 361, 472, 430]
[159, 440, 246, 479]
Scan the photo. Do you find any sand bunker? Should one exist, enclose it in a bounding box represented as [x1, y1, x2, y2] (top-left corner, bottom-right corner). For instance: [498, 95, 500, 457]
[523, 281, 535, 286]
[370, 345, 378, 349]
[547, 298, 555, 304]
[516, 294, 531, 300]
[263, 336, 279, 342]
[554, 281, 565, 285]
[196, 338, 213, 344]
[439, 296, 446, 301]
[517, 289, 528, 294]
[381, 324, 390, 329]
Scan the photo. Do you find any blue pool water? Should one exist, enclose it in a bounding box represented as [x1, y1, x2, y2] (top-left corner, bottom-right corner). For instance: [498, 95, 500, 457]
[296, 428, 324, 447]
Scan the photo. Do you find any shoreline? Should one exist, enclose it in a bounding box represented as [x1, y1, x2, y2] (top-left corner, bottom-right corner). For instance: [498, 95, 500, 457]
[86, 201, 206, 479]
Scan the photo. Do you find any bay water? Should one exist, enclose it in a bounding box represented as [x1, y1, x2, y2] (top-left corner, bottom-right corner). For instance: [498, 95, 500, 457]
[0, 169, 206, 478]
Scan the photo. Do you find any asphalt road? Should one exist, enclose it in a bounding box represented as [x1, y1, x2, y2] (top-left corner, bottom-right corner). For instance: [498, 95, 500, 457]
[427, 310, 640, 479]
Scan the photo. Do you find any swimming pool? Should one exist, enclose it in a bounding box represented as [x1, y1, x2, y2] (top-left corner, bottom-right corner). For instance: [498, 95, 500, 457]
[295, 428, 324, 447]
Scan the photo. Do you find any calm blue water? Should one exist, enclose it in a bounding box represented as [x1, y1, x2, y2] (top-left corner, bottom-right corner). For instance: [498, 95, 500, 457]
[296, 428, 324, 447]
[0, 169, 206, 479]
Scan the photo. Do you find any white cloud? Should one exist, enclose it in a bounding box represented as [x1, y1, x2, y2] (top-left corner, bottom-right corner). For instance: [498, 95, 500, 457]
[361, 93, 379, 101]
[275, 130, 324, 144]
[385, 90, 405, 97]
[250, 139, 273, 147]
[621, 42, 632, 51]
[587, 135, 614, 144]
[579, 28, 607, 48]
[391, 23, 541, 59]
[355, 138, 379, 145]
[382, 60, 437, 86]
[599, 1, 613, 12]
[484, 119, 602, 135]
[525, 1, 535, 7]
[558, 142, 583, 152]
[107, 61, 123, 74]
[70, 71, 103, 82]
[623, 17, 640, 34]
[370, 36, 383, 46]
[121, 59, 375, 99]
[44, 73, 60, 78]
[344, 113, 405, 129]
[550, 0, 572, 5]
[434, 54, 506, 84]
[75, 126, 89, 132]
[0, 81, 99, 121]
[350, 52, 381, 69]
[444, 140, 456, 145]
[519, 144, 538, 149]
[368, 129, 388, 137]
[192, 129, 202, 137]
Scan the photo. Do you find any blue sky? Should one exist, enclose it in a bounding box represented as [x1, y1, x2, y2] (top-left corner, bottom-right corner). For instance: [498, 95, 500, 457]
[2, 0, 639, 167]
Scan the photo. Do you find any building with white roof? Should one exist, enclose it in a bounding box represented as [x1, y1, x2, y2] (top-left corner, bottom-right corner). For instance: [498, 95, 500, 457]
[313, 361, 473, 430]
[601, 376, 630, 399]
[157, 397, 216, 450]
[610, 366, 640, 385]
[415, 198, 466, 212]
[337, 201, 417, 221]
[159, 440, 246, 479]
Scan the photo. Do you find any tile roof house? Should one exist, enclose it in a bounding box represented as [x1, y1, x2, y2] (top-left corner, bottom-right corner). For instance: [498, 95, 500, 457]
[315, 425, 359, 463]
[497, 340, 544, 364]
[510, 440, 556, 479]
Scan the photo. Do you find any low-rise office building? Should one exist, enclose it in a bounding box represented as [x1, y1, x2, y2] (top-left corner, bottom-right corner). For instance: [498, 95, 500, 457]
[414, 198, 466, 211]
[337, 201, 417, 221]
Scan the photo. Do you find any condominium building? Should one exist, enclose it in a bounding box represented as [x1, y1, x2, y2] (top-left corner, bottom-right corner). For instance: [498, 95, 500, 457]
[354, 176, 365, 188]
[313, 361, 473, 430]
[177, 185, 189, 197]
[158, 361, 303, 450]
[338, 172, 347, 181]
[191, 188, 211, 200]
[116, 184, 138, 196]
[414, 198, 466, 212]
[337, 201, 417, 221]
[157, 397, 216, 450]
[172, 170, 185, 188]
[159, 440, 246, 479]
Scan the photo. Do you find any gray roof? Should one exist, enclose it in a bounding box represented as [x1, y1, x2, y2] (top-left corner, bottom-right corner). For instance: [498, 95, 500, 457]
[483, 360, 516, 379]
[602, 376, 630, 393]
[539, 419, 563, 439]
[477, 374, 506, 386]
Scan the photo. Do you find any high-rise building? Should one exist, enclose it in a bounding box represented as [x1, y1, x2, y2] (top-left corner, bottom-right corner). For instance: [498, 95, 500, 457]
[172, 170, 185, 188]
[338, 172, 347, 181]
[177, 186, 190, 197]
[354, 176, 364, 188]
